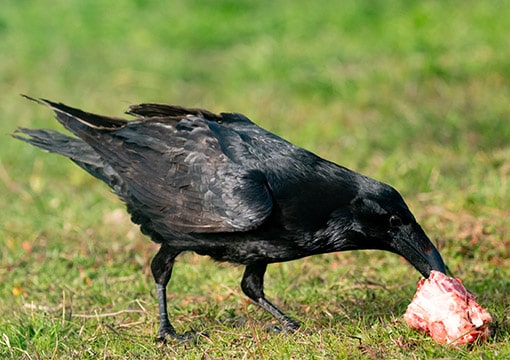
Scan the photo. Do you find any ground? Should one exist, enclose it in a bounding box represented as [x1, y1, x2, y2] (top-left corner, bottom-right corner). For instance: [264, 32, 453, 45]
[1, 1, 509, 358]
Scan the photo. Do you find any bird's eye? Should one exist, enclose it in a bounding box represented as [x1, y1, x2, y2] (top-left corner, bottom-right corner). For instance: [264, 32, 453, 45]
[389, 215, 403, 228]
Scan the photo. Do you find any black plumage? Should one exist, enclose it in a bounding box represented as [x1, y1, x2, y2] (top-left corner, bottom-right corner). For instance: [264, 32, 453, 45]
[14, 96, 446, 340]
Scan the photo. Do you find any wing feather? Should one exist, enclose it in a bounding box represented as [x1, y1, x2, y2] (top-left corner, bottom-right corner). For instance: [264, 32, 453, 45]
[84, 116, 273, 234]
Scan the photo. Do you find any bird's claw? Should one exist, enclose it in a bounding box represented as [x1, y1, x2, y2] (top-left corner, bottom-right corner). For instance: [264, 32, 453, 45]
[266, 318, 300, 334]
[156, 329, 209, 344]
[266, 324, 284, 333]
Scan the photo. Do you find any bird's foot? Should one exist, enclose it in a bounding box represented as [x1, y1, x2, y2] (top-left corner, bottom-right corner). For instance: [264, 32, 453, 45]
[156, 326, 209, 344]
[266, 317, 300, 334]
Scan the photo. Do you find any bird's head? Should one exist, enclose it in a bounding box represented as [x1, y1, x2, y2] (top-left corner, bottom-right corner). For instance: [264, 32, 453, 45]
[329, 178, 446, 278]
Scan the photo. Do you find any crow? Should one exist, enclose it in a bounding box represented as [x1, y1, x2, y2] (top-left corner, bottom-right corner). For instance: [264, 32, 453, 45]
[14, 96, 447, 341]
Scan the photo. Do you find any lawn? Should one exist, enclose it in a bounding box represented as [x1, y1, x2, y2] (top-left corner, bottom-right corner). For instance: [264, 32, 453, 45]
[1, 1, 509, 359]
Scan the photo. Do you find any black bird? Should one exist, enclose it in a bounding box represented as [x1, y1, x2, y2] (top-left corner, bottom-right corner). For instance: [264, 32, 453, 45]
[14, 96, 446, 341]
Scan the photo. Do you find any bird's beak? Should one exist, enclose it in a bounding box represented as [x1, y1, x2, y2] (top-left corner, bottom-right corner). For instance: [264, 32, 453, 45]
[393, 224, 447, 278]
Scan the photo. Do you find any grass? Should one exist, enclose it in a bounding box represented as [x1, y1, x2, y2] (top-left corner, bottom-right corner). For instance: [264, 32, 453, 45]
[1, 0, 509, 358]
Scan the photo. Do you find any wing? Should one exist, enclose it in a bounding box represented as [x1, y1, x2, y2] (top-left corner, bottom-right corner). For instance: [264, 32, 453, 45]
[111, 117, 273, 233]
[33, 98, 274, 234]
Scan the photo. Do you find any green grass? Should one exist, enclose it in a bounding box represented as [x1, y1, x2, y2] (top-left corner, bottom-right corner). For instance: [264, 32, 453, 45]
[1, 0, 509, 358]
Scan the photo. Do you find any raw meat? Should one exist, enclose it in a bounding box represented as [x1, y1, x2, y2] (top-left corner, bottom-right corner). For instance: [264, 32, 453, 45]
[404, 270, 492, 345]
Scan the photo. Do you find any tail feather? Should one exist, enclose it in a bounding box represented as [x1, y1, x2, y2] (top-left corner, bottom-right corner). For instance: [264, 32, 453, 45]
[22, 95, 127, 135]
[126, 103, 221, 120]
[14, 127, 101, 164]
[13, 128, 128, 198]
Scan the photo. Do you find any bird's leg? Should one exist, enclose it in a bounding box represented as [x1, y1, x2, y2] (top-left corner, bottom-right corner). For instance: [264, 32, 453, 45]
[151, 245, 181, 342]
[241, 263, 300, 332]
